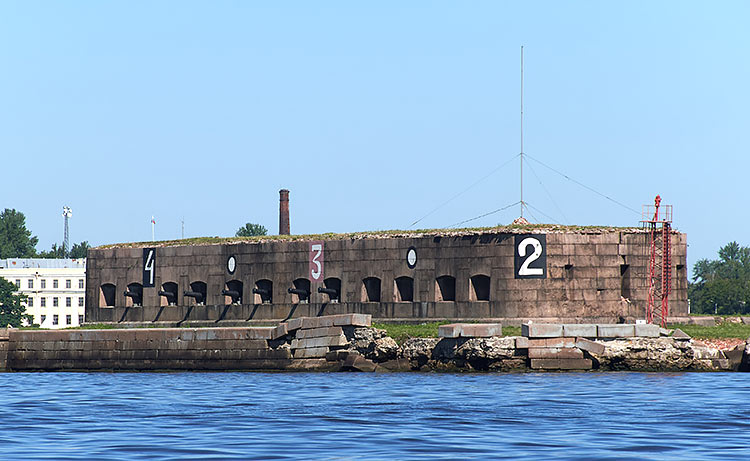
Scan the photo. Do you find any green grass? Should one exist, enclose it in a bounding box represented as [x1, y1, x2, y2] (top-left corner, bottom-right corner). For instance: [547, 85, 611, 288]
[373, 322, 521, 345]
[97, 223, 642, 249]
[671, 323, 750, 339]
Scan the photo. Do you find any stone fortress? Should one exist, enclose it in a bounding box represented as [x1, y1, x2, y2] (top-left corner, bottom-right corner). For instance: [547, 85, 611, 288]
[84, 190, 688, 326]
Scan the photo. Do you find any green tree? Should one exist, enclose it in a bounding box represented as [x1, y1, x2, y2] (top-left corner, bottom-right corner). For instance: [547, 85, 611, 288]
[69, 241, 90, 259]
[689, 241, 750, 315]
[0, 276, 32, 327]
[236, 223, 268, 237]
[37, 243, 66, 259]
[0, 208, 39, 259]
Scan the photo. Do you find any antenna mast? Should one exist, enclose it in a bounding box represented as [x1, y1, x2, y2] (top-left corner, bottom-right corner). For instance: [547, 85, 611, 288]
[62, 206, 72, 257]
[520, 46, 524, 218]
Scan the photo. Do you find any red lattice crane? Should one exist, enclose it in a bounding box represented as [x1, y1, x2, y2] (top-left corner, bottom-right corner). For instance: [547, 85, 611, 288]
[641, 195, 673, 327]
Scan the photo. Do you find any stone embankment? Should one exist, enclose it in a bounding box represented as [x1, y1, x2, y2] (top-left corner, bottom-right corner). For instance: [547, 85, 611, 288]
[1, 316, 749, 372]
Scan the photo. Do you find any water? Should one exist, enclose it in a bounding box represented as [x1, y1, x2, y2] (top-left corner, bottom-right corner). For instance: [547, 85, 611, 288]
[0, 372, 749, 460]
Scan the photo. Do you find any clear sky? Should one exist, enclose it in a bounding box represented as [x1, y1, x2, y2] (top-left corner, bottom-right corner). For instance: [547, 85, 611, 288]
[1, 2, 748, 271]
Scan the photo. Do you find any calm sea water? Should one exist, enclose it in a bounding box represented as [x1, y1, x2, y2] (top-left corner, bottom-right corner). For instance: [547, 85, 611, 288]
[0, 372, 749, 460]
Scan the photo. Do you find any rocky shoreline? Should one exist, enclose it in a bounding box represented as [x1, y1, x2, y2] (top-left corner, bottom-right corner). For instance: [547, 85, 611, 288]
[335, 328, 750, 373]
[2, 315, 749, 373]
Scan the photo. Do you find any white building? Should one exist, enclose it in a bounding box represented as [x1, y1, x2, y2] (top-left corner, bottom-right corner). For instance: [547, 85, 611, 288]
[0, 258, 86, 329]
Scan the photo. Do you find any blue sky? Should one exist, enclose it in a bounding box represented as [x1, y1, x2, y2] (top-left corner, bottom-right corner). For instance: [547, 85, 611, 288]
[1, 2, 748, 270]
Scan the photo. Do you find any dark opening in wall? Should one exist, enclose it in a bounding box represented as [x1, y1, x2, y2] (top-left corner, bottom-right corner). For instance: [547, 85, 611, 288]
[393, 276, 414, 302]
[100, 283, 116, 307]
[319, 277, 341, 302]
[185, 281, 207, 305]
[159, 282, 178, 306]
[470, 274, 490, 301]
[289, 278, 311, 303]
[435, 275, 456, 302]
[676, 264, 686, 291]
[253, 279, 273, 304]
[223, 280, 243, 305]
[620, 264, 631, 299]
[361, 277, 381, 302]
[564, 264, 574, 279]
[124, 282, 143, 307]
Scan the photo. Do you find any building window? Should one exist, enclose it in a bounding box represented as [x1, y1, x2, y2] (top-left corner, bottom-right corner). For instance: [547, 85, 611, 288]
[41, 297, 46, 307]
[53, 315, 59, 325]
[28, 279, 34, 289]
[66, 279, 71, 289]
[65, 315, 71, 325]
[41, 279, 46, 289]
[14, 279, 20, 288]
[66, 297, 71, 307]
[435, 275, 456, 302]
[78, 315, 84, 325]
[28, 298, 34, 307]
[79, 279, 84, 289]
[53, 280, 58, 289]
[78, 297, 84, 307]
[41, 315, 46, 324]
[53, 297, 59, 307]
[361, 277, 381, 302]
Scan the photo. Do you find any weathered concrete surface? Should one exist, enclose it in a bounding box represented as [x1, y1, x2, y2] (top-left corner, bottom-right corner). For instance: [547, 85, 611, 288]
[522, 324, 563, 338]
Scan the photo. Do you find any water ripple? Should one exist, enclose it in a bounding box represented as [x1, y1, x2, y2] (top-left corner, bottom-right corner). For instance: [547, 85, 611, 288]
[1, 372, 749, 459]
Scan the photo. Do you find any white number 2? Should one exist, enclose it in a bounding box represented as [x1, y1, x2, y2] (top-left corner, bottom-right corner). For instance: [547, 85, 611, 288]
[310, 244, 322, 280]
[144, 250, 155, 285]
[518, 237, 543, 276]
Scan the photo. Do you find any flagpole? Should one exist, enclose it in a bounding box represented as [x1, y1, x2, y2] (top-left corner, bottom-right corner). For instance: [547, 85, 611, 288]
[151, 216, 155, 242]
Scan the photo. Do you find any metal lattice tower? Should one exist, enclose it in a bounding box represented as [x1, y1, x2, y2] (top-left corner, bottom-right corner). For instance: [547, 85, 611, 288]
[62, 206, 72, 256]
[641, 196, 672, 327]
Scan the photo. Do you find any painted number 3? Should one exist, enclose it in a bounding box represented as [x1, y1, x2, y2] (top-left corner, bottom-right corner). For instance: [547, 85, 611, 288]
[310, 244, 322, 280]
[517, 237, 543, 276]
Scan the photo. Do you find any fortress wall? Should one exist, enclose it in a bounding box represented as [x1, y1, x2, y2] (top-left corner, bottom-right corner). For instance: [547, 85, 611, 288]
[85, 230, 688, 324]
[5, 328, 291, 371]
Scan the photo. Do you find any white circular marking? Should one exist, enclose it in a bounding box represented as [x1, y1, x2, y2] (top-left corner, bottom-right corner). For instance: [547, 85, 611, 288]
[227, 256, 236, 274]
[407, 248, 417, 268]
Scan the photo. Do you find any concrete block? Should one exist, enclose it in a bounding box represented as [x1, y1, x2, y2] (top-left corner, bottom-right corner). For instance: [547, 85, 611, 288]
[528, 338, 577, 348]
[271, 323, 288, 340]
[522, 323, 563, 338]
[460, 323, 502, 338]
[530, 358, 592, 370]
[575, 338, 605, 355]
[297, 326, 344, 339]
[741, 317, 750, 325]
[243, 327, 274, 340]
[562, 324, 597, 338]
[515, 336, 529, 348]
[528, 347, 584, 359]
[292, 347, 329, 358]
[689, 317, 716, 326]
[287, 318, 303, 331]
[634, 324, 660, 338]
[291, 334, 348, 349]
[672, 328, 691, 340]
[438, 324, 462, 338]
[597, 324, 635, 338]
[331, 313, 371, 327]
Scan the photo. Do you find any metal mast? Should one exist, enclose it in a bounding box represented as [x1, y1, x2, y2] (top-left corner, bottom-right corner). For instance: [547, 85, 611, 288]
[520, 46, 524, 218]
[62, 206, 72, 257]
[642, 195, 673, 327]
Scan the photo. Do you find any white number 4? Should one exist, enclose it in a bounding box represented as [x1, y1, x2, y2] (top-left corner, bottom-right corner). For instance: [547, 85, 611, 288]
[144, 250, 155, 285]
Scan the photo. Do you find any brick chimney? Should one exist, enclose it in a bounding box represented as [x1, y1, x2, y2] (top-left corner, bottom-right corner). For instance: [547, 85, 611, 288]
[279, 189, 290, 235]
